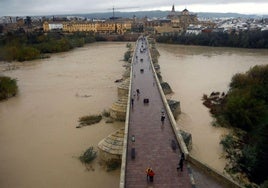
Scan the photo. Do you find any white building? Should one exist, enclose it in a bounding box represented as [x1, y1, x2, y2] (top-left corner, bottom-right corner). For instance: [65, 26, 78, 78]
[186, 24, 202, 35]
[48, 23, 63, 30]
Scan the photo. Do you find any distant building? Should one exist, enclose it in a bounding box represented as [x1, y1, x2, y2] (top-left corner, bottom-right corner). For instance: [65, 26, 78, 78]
[48, 23, 63, 30]
[186, 25, 202, 35]
[167, 4, 177, 19]
[43, 20, 132, 34]
[167, 5, 198, 30]
[154, 5, 199, 35]
[261, 26, 268, 31]
[63, 22, 96, 32]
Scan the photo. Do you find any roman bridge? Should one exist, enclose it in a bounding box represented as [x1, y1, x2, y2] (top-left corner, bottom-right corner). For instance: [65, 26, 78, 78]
[116, 36, 242, 188]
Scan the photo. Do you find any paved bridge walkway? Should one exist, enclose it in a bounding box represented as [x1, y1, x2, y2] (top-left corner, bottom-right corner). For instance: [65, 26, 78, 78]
[124, 38, 192, 188]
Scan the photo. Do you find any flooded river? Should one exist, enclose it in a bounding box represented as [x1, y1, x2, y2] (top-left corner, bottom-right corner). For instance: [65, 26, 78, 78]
[0, 42, 267, 187]
[158, 44, 268, 171]
[0, 42, 125, 188]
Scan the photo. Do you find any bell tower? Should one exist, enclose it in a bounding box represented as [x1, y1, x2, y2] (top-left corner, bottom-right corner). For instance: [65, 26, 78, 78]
[172, 4, 175, 12]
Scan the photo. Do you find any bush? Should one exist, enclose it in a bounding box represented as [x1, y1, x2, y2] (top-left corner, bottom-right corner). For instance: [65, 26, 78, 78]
[0, 76, 18, 100]
[102, 109, 110, 117]
[105, 119, 114, 123]
[79, 146, 97, 164]
[17, 46, 40, 61]
[212, 64, 268, 185]
[124, 50, 132, 61]
[106, 159, 121, 171]
[260, 180, 268, 188]
[79, 114, 102, 126]
[126, 43, 132, 48]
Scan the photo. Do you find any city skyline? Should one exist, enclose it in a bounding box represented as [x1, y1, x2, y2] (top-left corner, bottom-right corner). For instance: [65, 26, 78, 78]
[0, 0, 268, 16]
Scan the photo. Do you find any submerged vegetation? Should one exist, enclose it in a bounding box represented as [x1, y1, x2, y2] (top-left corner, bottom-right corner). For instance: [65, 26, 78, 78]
[203, 64, 268, 186]
[105, 159, 121, 172]
[124, 43, 132, 62]
[0, 76, 18, 100]
[78, 114, 102, 126]
[101, 109, 110, 117]
[79, 146, 97, 164]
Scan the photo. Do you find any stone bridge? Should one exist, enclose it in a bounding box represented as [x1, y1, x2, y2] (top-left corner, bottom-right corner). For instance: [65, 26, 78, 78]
[121, 36, 193, 188]
[105, 36, 242, 188]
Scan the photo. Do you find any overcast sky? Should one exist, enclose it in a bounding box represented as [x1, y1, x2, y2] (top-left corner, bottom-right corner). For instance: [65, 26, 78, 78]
[0, 0, 268, 16]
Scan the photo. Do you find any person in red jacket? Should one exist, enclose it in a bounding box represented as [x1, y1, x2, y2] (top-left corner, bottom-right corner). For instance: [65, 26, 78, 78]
[146, 168, 155, 182]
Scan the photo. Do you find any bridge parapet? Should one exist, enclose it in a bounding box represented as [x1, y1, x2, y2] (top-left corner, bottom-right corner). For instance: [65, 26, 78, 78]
[119, 39, 136, 188]
[146, 37, 190, 158]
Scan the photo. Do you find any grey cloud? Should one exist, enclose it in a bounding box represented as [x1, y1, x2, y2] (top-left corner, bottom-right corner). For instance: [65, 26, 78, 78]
[0, 0, 267, 16]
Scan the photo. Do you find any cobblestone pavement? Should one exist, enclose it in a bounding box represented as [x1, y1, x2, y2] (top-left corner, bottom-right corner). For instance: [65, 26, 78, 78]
[125, 38, 192, 188]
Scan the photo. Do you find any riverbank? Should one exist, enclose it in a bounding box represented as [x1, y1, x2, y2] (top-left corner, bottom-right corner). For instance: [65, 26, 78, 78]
[0, 32, 139, 62]
[156, 30, 268, 49]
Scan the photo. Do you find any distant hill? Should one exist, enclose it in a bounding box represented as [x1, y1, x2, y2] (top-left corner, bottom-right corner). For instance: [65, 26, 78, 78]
[63, 11, 268, 19]
[196, 12, 268, 19]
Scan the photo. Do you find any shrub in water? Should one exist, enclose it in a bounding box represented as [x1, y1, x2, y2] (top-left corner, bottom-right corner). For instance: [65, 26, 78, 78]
[102, 109, 110, 117]
[79, 146, 97, 164]
[106, 159, 121, 171]
[79, 114, 102, 126]
[0, 76, 18, 100]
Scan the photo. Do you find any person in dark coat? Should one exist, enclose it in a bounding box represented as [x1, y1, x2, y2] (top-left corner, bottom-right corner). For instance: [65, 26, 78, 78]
[146, 167, 150, 181]
[161, 113, 165, 125]
[136, 89, 140, 96]
[131, 98, 134, 106]
[177, 158, 184, 172]
[181, 152, 185, 161]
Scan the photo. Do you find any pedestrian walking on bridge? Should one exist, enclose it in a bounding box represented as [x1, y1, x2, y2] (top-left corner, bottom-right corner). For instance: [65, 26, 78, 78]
[146, 168, 155, 182]
[177, 158, 184, 172]
[136, 89, 140, 96]
[161, 112, 165, 125]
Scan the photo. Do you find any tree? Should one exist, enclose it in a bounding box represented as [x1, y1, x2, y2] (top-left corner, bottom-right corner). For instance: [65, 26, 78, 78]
[0, 76, 18, 100]
[156, 30, 268, 49]
[218, 65, 268, 185]
[0, 24, 3, 33]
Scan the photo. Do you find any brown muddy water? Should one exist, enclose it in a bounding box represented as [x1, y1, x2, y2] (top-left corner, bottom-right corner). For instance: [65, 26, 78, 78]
[158, 44, 268, 172]
[0, 42, 126, 188]
[1, 42, 268, 187]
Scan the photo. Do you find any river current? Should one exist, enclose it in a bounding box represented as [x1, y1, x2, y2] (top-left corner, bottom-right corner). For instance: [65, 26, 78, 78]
[0, 42, 267, 187]
[158, 44, 268, 171]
